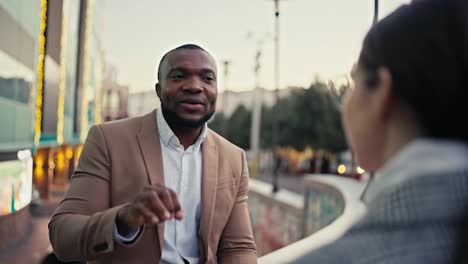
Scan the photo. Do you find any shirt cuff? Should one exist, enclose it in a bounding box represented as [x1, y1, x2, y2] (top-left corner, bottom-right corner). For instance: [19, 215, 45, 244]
[113, 223, 141, 245]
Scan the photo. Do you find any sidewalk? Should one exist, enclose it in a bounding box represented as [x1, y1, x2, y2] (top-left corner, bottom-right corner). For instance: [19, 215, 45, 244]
[255, 172, 305, 194]
[0, 192, 63, 264]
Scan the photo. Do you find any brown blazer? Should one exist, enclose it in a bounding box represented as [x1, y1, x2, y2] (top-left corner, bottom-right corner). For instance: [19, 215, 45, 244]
[49, 110, 257, 263]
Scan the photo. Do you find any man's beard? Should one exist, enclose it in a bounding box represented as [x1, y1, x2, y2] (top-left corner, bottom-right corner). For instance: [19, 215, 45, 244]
[161, 103, 215, 129]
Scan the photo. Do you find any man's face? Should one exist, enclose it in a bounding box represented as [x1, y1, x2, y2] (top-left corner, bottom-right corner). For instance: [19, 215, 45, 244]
[156, 49, 217, 128]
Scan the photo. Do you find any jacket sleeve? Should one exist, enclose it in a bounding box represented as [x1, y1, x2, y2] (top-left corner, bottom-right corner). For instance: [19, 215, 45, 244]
[217, 150, 257, 263]
[48, 125, 138, 262]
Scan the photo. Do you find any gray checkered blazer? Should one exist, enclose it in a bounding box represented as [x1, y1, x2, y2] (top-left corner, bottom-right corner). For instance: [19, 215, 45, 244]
[292, 171, 468, 264]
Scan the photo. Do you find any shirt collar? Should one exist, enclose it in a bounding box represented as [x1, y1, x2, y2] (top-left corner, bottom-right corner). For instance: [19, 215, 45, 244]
[363, 138, 468, 203]
[156, 108, 207, 151]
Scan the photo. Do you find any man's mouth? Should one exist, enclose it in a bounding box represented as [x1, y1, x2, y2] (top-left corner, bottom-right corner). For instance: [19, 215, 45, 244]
[179, 99, 205, 111]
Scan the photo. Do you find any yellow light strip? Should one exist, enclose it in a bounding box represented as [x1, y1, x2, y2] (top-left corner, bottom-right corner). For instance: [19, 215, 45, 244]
[80, 0, 93, 141]
[57, 0, 69, 145]
[34, 0, 48, 145]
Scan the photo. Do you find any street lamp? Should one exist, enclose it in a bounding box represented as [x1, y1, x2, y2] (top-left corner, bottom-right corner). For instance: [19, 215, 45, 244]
[270, 0, 285, 193]
[373, 0, 379, 25]
[221, 60, 231, 136]
[248, 33, 270, 178]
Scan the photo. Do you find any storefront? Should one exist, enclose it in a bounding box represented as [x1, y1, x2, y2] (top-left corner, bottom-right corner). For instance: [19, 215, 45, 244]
[0, 0, 42, 249]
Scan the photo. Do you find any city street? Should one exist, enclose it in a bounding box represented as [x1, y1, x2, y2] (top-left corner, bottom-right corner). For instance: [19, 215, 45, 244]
[255, 172, 306, 195]
[0, 0, 427, 262]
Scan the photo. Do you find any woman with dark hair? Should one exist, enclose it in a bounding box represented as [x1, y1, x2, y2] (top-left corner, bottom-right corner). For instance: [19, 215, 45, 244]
[293, 0, 468, 263]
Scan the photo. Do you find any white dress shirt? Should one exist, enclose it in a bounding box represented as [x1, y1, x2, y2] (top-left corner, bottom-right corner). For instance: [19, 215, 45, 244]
[114, 108, 206, 264]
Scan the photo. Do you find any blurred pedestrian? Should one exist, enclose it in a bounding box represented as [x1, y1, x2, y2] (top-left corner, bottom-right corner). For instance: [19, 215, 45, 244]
[320, 152, 330, 174]
[309, 152, 317, 174]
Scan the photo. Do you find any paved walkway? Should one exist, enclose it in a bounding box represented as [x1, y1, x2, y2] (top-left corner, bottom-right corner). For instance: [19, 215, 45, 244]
[255, 172, 305, 194]
[0, 192, 64, 263]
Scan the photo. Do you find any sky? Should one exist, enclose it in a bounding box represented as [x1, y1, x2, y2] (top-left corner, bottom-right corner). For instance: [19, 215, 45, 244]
[101, 0, 411, 94]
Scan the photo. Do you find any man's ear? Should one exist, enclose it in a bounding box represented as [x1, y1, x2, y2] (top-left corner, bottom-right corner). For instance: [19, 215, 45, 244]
[374, 67, 394, 122]
[155, 83, 161, 99]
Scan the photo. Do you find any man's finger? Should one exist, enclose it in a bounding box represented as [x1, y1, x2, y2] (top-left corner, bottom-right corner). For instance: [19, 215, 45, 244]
[158, 188, 175, 218]
[168, 188, 183, 220]
[147, 192, 171, 221]
[137, 203, 160, 225]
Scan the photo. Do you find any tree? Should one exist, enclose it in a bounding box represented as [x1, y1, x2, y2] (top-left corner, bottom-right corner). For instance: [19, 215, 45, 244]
[211, 81, 349, 153]
[208, 112, 227, 136]
[209, 105, 252, 149]
[261, 82, 348, 153]
[225, 105, 252, 149]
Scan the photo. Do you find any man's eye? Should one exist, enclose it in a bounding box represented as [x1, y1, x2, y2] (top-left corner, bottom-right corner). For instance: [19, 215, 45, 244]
[202, 76, 215, 81]
[171, 74, 184, 80]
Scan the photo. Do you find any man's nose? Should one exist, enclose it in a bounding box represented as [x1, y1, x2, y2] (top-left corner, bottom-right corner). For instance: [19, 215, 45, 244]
[182, 76, 203, 93]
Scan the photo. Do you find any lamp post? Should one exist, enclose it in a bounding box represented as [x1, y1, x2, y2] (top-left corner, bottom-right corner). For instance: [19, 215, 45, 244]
[271, 0, 283, 193]
[221, 60, 231, 135]
[373, 0, 379, 25]
[248, 33, 269, 178]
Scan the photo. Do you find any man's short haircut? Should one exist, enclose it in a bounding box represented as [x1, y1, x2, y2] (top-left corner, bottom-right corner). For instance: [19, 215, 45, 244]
[157, 44, 209, 81]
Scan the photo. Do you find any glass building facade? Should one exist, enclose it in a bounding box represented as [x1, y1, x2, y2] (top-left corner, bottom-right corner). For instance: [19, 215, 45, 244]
[77, 0, 104, 141]
[62, 0, 81, 143]
[0, 0, 105, 207]
[0, 1, 41, 150]
[0, 0, 41, 216]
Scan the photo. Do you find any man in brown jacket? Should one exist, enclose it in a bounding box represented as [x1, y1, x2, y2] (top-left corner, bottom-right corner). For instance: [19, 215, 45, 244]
[49, 44, 257, 263]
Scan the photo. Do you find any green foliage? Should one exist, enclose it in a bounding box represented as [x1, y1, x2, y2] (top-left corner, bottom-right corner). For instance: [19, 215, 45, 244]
[209, 104, 252, 149]
[209, 81, 350, 153]
[208, 112, 226, 135]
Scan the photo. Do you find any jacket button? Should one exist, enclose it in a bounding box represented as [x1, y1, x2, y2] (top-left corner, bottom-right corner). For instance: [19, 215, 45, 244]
[93, 242, 108, 252]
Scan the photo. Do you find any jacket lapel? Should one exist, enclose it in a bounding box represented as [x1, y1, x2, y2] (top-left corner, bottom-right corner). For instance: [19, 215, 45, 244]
[198, 130, 219, 260]
[137, 110, 165, 253]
